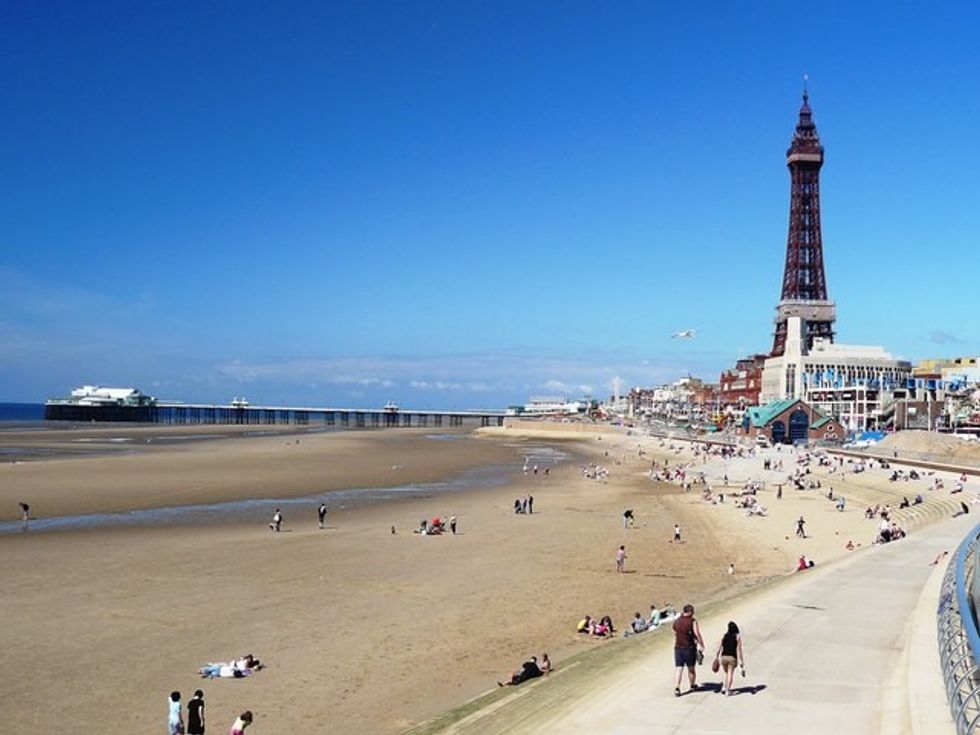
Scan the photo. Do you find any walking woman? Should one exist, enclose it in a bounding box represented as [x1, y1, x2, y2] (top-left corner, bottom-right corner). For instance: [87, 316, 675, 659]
[713, 621, 745, 696]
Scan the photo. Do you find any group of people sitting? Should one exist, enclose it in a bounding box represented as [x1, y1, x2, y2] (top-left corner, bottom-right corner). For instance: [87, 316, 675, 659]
[623, 603, 679, 638]
[889, 469, 921, 482]
[582, 463, 610, 481]
[734, 495, 766, 516]
[497, 653, 551, 687]
[576, 604, 679, 641]
[864, 503, 893, 520]
[198, 654, 262, 679]
[416, 517, 445, 535]
[876, 518, 908, 544]
[577, 614, 616, 637]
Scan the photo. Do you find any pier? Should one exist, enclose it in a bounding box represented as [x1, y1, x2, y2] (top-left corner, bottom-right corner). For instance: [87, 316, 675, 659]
[44, 402, 507, 428]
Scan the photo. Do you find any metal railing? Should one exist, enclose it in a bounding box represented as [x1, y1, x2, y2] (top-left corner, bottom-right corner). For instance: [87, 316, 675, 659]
[939, 522, 980, 733]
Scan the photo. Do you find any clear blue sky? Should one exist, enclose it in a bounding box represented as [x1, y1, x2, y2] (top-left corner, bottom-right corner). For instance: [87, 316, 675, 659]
[2, 2, 978, 408]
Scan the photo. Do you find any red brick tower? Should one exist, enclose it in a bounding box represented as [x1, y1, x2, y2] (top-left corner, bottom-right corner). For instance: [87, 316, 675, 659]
[771, 88, 836, 356]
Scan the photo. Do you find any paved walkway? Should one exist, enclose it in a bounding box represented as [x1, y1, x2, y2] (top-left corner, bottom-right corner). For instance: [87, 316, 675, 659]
[431, 514, 970, 735]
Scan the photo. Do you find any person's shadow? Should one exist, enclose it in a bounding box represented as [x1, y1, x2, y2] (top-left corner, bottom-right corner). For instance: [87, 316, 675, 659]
[691, 682, 767, 696]
[729, 683, 767, 696]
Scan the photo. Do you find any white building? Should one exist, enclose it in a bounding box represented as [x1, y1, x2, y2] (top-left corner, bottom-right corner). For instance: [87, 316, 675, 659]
[65, 385, 156, 406]
[760, 317, 911, 431]
[508, 396, 587, 416]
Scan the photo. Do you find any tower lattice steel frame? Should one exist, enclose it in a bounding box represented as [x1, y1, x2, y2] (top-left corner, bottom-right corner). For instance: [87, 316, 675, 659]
[771, 89, 836, 357]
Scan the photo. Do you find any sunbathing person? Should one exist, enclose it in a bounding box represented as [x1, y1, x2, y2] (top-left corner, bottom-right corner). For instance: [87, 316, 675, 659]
[199, 663, 248, 679]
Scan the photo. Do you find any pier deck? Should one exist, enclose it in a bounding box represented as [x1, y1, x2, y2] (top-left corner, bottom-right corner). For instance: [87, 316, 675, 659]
[44, 402, 506, 428]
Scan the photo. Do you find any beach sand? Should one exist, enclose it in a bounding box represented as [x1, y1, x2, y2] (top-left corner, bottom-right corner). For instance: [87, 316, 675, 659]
[0, 424, 972, 733]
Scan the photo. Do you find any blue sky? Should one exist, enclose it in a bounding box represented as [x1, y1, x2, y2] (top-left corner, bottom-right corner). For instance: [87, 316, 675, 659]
[2, 2, 978, 408]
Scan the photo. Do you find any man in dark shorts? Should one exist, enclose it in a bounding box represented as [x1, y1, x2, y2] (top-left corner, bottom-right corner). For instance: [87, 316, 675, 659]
[187, 689, 205, 735]
[672, 603, 705, 696]
[318, 503, 327, 529]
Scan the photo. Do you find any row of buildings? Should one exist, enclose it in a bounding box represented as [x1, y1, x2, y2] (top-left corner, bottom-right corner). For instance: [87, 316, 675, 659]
[622, 92, 980, 442]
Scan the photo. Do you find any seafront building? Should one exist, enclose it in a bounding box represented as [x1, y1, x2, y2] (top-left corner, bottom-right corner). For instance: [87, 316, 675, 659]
[759, 316, 911, 430]
[506, 396, 588, 417]
[626, 378, 720, 425]
[55, 385, 157, 407]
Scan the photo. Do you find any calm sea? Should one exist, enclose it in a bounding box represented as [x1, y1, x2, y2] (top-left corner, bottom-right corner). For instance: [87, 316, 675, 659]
[0, 403, 45, 422]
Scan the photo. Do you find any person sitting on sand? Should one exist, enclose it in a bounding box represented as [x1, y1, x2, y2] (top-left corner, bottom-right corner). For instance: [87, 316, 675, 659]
[539, 653, 552, 674]
[497, 656, 543, 686]
[577, 615, 592, 634]
[648, 604, 661, 628]
[624, 612, 650, 637]
[590, 614, 615, 638]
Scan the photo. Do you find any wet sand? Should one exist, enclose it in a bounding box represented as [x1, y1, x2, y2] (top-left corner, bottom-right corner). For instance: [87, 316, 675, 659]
[1, 424, 971, 733]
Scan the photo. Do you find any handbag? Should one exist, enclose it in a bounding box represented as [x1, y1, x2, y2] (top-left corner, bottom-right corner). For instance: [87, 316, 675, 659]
[711, 657, 720, 673]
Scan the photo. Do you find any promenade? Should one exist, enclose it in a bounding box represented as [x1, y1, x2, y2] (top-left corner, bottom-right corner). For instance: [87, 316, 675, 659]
[420, 513, 970, 735]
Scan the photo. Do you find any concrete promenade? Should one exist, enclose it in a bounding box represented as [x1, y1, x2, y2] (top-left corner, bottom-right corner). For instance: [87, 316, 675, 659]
[426, 514, 971, 735]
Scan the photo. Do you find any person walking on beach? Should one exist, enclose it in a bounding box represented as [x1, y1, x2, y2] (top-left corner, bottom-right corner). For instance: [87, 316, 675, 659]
[796, 515, 806, 538]
[229, 711, 253, 735]
[528, 495, 534, 514]
[18, 501, 29, 522]
[450, 515, 457, 534]
[270, 508, 282, 533]
[673, 523, 682, 543]
[168, 691, 184, 735]
[318, 503, 327, 529]
[672, 604, 705, 696]
[187, 690, 205, 735]
[713, 621, 745, 696]
[623, 509, 635, 529]
[616, 545, 627, 573]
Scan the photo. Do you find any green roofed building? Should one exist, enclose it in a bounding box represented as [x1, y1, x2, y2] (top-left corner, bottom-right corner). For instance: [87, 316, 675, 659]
[740, 398, 843, 445]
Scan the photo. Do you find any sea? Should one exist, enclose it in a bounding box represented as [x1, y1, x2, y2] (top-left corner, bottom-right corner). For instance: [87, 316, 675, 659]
[0, 402, 45, 423]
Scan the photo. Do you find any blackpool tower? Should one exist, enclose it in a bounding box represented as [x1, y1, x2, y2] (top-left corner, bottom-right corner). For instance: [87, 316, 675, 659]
[771, 88, 836, 356]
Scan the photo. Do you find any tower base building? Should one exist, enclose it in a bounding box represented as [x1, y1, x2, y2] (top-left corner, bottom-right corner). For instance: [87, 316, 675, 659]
[760, 317, 911, 431]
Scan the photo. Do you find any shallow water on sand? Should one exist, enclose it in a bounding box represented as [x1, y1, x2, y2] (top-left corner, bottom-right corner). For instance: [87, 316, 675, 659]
[0, 444, 569, 536]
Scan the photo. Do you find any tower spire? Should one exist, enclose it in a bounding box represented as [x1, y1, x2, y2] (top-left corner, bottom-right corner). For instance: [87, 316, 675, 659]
[771, 87, 836, 357]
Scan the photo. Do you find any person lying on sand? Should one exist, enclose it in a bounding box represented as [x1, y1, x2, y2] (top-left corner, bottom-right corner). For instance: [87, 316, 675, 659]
[199, 654, 263, 678]
[199, 663, 249, 679]
[497, 656, 543, 687]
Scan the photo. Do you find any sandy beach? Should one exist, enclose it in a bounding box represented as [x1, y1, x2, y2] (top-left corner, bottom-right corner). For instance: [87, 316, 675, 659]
[1, 424, 976, 733]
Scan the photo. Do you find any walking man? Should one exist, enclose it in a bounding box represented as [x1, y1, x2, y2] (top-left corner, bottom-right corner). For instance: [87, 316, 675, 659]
[672, 604, 705, 696]
[616, 545, 627, 573]
[673, 523, 682, 543]
[450, 515, 457, 534]
[528, 495, 534, 514]
[796, 515, 806, 538]
[318, 503, 327, 529]
[270, 508, 282, 532]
